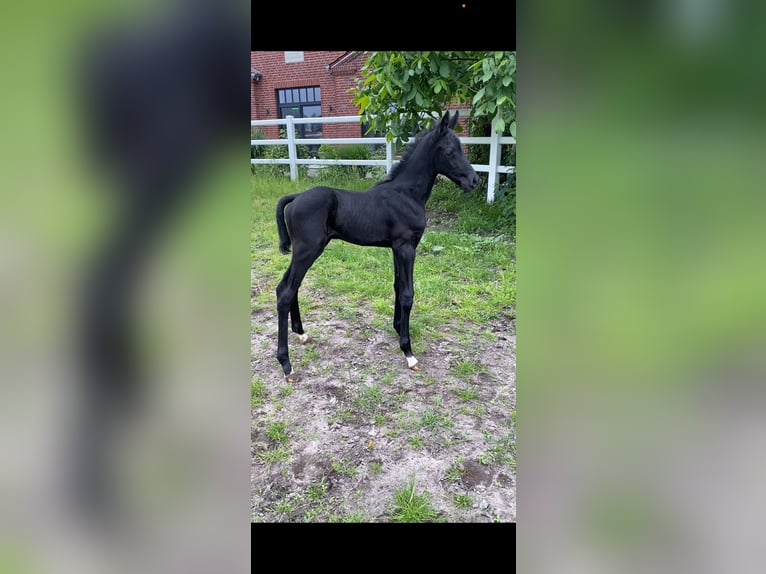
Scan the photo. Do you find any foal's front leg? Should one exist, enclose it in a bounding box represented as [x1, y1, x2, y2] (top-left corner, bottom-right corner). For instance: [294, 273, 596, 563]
[393, 243, 419, 371]
[290, 297, 309, 344]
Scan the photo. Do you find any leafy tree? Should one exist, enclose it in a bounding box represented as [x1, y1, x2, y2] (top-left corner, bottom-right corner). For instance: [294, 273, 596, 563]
[352, 51, 516, 145]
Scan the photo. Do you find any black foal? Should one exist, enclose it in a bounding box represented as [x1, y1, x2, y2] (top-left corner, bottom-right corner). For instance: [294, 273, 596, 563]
[275, 111, 479, 380]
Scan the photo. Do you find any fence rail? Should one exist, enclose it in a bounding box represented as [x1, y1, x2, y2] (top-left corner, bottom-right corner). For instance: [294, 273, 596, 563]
[251, 114, 515, 202]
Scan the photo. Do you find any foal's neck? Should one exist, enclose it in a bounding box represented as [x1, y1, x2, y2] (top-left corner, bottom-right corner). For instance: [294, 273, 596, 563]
[392, 172, 437, 205]
[392, 146, 437, 205]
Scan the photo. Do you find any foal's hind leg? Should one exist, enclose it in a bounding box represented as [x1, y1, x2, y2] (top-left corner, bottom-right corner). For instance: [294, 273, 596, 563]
[392, 251, 402, 335]
[276, 244, 324, 379]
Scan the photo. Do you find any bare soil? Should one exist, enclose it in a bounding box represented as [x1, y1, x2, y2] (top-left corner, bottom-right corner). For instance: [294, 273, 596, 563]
[251, 290, 516, 522]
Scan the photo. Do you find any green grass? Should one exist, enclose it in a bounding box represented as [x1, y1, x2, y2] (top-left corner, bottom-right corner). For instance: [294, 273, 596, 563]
[258, 446, 290, 464]
[266, 422, 290, 444]
[307, 478, 329, 502]
[408, 436, 425, 448]
[353, 384, 383, 416]
[380, 371, 396, 386]
[390, 480, 440, 523]
[273, 496, 300, 515]
[370, 461, 383, 474]
[251, 376, 266, 409]
[444, 460, 464, 483]
[453, 494, 474, 509]
[251, 174, 515, 348]
[486, 432, 516, 469]
[420, 407, 454, 432]
[450, 360, 485, 380]
[452, 387, 479, 402]
[331, 458, 358, 478]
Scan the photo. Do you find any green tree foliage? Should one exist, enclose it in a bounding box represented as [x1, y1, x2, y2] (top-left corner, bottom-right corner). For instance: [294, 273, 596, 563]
[352, 51, 516, 145]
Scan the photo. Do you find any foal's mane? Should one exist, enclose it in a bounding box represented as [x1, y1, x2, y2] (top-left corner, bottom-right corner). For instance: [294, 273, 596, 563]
[382, 118, 442, 182]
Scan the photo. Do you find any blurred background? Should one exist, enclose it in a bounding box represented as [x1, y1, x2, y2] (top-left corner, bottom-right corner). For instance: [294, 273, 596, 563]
[0, 1, 251, 572]
[518, 0, 766, 572]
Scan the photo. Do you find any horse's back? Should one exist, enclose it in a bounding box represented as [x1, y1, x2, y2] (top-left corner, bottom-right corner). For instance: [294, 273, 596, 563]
[289, 186, 338, 213]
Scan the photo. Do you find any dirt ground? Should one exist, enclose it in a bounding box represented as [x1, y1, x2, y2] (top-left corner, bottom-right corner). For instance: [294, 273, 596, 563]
[250, 284, 516, 522]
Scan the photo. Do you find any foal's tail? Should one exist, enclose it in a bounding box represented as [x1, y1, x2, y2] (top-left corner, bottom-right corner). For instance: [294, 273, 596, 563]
[276, 194, 299, 254]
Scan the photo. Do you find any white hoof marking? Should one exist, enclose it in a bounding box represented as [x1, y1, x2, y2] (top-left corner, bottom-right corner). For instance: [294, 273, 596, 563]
[406, 356, 419, 369]
[298, 333, 309, 344]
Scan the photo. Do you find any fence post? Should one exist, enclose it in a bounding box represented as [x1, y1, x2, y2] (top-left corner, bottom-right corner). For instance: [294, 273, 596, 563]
[286, 115, 298, 181]
[385, 138, 394, 174]
[486, 113, 502, 203]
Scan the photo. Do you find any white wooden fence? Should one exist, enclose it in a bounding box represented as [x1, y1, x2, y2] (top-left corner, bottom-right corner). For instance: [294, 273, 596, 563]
[250, 114, 515, 202]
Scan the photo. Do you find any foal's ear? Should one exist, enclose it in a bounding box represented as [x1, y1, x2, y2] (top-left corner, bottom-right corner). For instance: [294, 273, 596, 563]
[438, 111, 450, 132]
[448, 111, 459, 130]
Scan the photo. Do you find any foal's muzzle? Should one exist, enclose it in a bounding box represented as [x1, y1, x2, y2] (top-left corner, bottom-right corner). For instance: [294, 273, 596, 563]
[460, 171, 480, 192]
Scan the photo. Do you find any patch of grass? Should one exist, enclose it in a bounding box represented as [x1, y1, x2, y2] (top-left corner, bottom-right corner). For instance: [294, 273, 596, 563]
[479, 330, 498, 342]
[471, 404, 486, 417]
[274, 495, 301, 515]
[373, 299, 392, 316]
[428, 180, 515, 236]
[453, 387, 479, 402]
[390, 480, 440, 523]
[370, 461, 383, 474]
[251, 376, 265, 409]
[307, 478, 328, 502]
[450, 360, 484, 380]
[453, 494, 474, 509]
[278, 384, 294, 397]
[408, 436, 425, 448]
[303, 348, 321, 362]
[329, 406, 355, 424]
[258, 446, 290, 464]
[380, 371, 396, 385]
[331, 458, 358, 479]
[353, 384, 383, 416]
[444, 461, 464, 483]
[420, 407, 454, 432]
[302, 506, 323, 522]
[266, 422, 290, 444]
[373, 414, 387, 426]
[487, 432, 516, 469]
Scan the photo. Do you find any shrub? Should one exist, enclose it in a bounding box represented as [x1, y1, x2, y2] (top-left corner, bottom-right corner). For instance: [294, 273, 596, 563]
[318, 143, 372, 178]
[251, 127, 310, 178]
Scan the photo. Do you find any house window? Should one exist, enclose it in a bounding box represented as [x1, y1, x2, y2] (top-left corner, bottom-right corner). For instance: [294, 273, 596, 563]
[277, 86, 322, 142]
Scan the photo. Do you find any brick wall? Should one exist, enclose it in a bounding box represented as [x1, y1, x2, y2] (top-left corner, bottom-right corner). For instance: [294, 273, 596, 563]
[251, 51, 363, 140]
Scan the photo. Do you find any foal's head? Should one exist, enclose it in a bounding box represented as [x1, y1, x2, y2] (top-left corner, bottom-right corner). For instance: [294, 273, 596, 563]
[432, 111, 480, 192]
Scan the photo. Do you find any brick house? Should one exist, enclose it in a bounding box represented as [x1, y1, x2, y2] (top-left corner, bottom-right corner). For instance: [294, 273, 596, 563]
[250, 51, 471, 143]
[250, 51, 367, 141]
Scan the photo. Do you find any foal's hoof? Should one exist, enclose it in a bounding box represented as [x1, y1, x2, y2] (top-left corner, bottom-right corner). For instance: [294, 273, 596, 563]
[406, 356, 419, 371]
[285, 371, 300, 383]
[298, 333, 309, 344]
